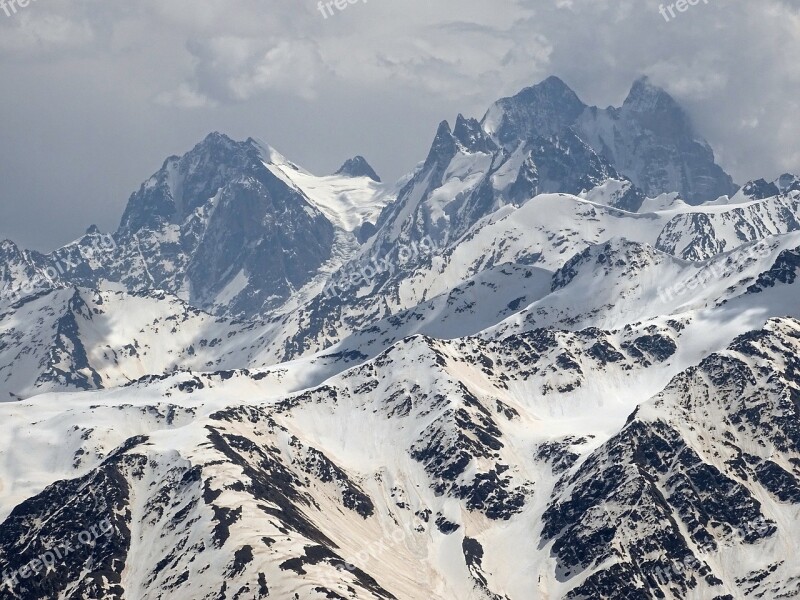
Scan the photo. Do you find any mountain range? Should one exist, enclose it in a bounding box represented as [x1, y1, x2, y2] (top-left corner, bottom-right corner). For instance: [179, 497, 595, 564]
[1, 76, 799, 600]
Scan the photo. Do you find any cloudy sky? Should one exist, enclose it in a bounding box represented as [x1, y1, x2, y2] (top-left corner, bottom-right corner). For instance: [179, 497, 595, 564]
[1, 0, 798, 250]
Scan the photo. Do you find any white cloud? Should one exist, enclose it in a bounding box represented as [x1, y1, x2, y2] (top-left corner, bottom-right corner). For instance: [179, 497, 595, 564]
[155, 83, 216, 109]
[182, 36, 328, 102]
[0, 12, 94, 54]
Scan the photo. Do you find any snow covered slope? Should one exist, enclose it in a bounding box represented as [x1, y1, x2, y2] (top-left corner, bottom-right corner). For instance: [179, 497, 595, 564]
[1, 76, 799, 600]
[251, 189, 800, 366]
[4, 190, 798, 400]
[1, 316, 798, 599]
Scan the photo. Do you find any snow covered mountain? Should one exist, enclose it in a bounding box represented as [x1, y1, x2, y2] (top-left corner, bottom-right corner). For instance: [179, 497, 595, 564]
[1, 76, 799, 600]
[483, 76, 739, 204]
[336, 156, 382, 183]
[1, 311, 798, 598]
[0, 134, 397, 320]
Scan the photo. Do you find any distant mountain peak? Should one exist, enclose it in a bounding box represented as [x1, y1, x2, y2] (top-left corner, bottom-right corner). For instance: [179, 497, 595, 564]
[577, 77, 737, 203]
[202, 131, 236, 145]
[518, 75, 582, 101]
[777, 173, 800, 194]
[453, 114, 497, 154]
[740, 178, 781, 201]
[191, 131, 242, 156]
[739, 172, 800, 201]
[334, 156, 381, 182]
[623, 76, 681, 114]
[111, 132, 337, 317]
[534, 75, 576, 94]
[481, 75, 586, 144]
[423, 120, 458, 169]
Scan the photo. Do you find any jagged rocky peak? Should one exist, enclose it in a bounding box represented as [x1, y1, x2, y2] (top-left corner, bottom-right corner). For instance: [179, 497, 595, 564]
[740, 178, 781, 201]
[479, 75, 738, 204]
[117, 131, 262, 234]
[423, 115, 497, 168]
[622, 76, 683, 116]
[1, 241, 33, 282]
[110, 131, 337, 317]
[577, 76, 739, 204]
[452, 114, 497, 154]
[620, 76, 704, 148]
[481, 75, 587, 146]
[423, 119, 459, 169]
[0, 238, 21, 255]
[736, 173, 800, 201]
[334, 155, 381, 182]
[777, 172, 800, 194]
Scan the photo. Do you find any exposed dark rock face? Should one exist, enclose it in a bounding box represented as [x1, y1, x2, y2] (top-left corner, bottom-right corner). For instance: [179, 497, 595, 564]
[484, 76, 738, 203]
[335, 156, 382, 182]
[740, 178, 780, 201]
[3, 133, 336, 319]
[542, 319, 800, 599]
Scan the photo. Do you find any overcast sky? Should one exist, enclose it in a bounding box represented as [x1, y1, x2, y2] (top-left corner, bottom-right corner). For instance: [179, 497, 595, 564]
[1, 0, 798, 251]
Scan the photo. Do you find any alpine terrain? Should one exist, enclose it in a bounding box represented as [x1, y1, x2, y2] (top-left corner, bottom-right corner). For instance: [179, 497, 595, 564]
[1, 76, 799, 600]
